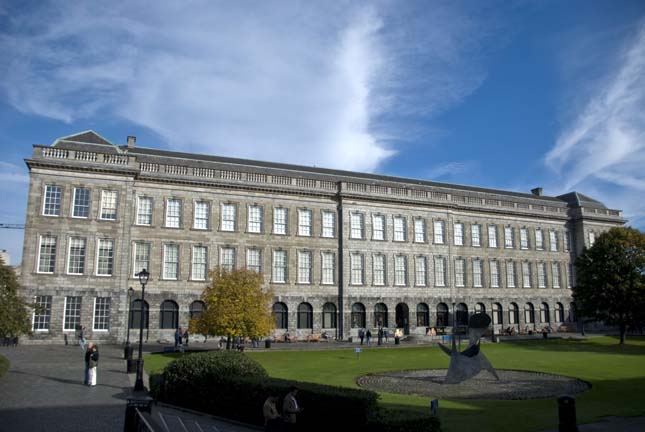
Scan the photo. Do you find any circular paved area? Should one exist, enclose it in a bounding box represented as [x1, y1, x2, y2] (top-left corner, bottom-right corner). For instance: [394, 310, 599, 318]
[357, 369, 591, 400]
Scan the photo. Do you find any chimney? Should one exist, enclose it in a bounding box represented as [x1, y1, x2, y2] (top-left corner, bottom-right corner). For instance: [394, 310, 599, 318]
[531, 187, 543, 196]
[127, 136, 136, 148]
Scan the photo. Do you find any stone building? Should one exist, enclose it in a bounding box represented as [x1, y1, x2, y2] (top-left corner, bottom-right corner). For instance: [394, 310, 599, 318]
[19, 131, 624, 343]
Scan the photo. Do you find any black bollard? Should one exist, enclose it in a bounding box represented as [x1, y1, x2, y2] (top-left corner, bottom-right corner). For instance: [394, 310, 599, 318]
[558, 396, 578, 432]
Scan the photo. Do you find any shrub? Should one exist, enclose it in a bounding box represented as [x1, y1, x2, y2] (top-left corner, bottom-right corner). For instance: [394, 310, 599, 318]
[368, 408, 441, 432]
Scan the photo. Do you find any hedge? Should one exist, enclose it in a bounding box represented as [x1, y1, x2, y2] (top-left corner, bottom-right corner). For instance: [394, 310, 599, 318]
[151, 352, 440, 432]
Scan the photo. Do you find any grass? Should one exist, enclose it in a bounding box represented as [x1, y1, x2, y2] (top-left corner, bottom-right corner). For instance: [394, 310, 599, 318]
[145, 336, 645, 432]
[0, 354, 9, 378]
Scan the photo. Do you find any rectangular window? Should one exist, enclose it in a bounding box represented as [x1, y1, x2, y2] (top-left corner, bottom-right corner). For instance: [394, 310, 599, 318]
[273, 250, 287, 283]
[538, 262, 547, 288]
[322, 211, 335, 238]
[247, 248, 262, 273]
[220, 247, 235, 271]
[165, 199, 181, 228]
[473, 259, 483, 287]
[454, 223, 464, 246]
[490, 261, 499, 288]
[137, 197, 153, 225]
[67, 237, 86, 275]
[394, 255, 406, 286]
[520, 228, 529, 249]
[194, 201, 210, 230]
[568, 263, 574, 288]
[100, 190, 118, 220]
[298, 251, 312, 284]
[552, 263, 561, 288]
[72, 187, 90, 218]
[455, 259, 465, 287]
[589, 231, 596, 246]
[549, 231, 558, 251]
[373, 254, 385, 286]
[163, 244, 179, 280]
[394, 216, 406, 241]
[433, 220, 445, 244]
[247, 205, 263, 233]
[321, 252, 335, 284]
[536, 229, 544, 250]
[351, 254, 364, 285]
[33, 295, 52, 331]
[350, 213, 364, 239]
[93, 297, 111, 331]
[506, 261, 516, 288]
[564, 231, 571, 251]
[133, 242, 151, 277]
[372, 215, 385, 240]
[192, 246, 207, 280]
[471, 224, 481, 247]
[415, 256, 427, 286]
[434, 257, 446, 286]
[43, 185, 62, 216]
[63, 296, 82, 331]
[38, 235, 57, 273]
[414, 219, 426, 243]
[504, 227, 514, 248]
[522, 262, 532, 288]
[221, 203, 236, 231]
[96, 239, 114, 276]
[273, 208, 287, 235]
[298, 209, 312, 236]
[488, 225, 498, 248]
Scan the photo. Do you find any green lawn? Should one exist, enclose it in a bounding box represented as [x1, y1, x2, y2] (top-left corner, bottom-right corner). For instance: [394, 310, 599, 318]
[0, 354, 9, 378]
[145, 336, 645, 432]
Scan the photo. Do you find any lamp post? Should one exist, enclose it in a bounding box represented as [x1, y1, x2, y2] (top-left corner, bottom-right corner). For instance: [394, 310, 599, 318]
[134, 269, 149, 392]
[124, 287, 134, 360]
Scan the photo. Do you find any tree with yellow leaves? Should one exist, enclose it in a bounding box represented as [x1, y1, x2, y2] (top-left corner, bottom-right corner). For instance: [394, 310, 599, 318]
[189, 267, 274, 349]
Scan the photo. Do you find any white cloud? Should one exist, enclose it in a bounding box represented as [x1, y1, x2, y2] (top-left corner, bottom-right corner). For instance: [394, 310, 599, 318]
[546, 23, 645, 202]
[426, 161, 477, 181]
[0, 1, 493, 172]
[0, 162, 29, 184]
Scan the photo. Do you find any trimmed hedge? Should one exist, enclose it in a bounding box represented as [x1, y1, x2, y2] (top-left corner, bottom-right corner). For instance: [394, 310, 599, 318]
[151, 352, 440, 432]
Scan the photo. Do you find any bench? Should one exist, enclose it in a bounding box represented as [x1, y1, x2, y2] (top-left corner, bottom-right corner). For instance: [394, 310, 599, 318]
[307, 334, 321, 342]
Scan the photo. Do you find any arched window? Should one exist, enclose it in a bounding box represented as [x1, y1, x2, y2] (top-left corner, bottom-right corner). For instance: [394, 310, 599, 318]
[351, 303, 366, 328]
[160, 300, 179, 329]
[273, 303, 288, 329]
[297, 303, 313, 329]
[189, 301, 205, 320]
[540, 303, 550, 323]
[130, 299, 149, 329]
[474, 303, 486, 314]
[456, 303, 469, 326]
[374, 303, 388, 327]
[416, 303, 429, 327]
[436, 303, 449, 327]
[509, 303, 519, 325]
[492, 303, 503, 325]
[555, 302, 564, 322]
[524, 303, 535, 324]
[322, 303, 337, 328]
[569, 302, 577, 322]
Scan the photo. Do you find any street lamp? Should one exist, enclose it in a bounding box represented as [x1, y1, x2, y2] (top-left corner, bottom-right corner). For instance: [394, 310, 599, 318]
[124, 287, 134, 360]
[134, 269, 150, 392]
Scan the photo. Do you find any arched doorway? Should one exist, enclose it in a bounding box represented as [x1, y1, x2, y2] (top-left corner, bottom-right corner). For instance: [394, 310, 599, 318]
[395, 303, 410, 335]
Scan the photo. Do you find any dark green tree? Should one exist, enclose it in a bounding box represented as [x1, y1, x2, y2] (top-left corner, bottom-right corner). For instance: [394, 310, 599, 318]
[574, 227, 645, 345]
[0, 257, 32, 340]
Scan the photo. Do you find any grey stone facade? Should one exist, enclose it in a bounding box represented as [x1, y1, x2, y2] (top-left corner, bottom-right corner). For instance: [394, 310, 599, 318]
[19, 131, 625, 343]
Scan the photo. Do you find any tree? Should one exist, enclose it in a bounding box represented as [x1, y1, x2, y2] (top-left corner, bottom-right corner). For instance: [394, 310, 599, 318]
[0, 257, 32, 340]
[574, 227, 645, 345]
[189, 267, 274, 348]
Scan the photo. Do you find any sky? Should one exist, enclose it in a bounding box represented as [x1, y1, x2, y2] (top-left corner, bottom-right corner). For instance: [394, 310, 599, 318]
[1, 0, 645, 265]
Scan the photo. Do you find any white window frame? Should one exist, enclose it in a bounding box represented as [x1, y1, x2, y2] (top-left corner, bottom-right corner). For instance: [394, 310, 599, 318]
[247, 248, 262, 273]
[37, 235, 57, 274]
[322, 211, 336, 238]
[221, 203, 236, 232]
[321, 252, 335, 285]
[522, 262, 532, 288]
[99, 190, 118, 221]
[136, 196, 153, 226]
[373, 254, 386, 286]
[165, 199, 181, 228]
[549, 231, 558, 252]
[350, 213, 364, 239]
[194, 201, 210, 230]
[43, 185, 62, 216]
[72, 187, 91, 218]
[372, 215, 385, 240]
[454, 223, 464, 246]
[434, 256, 446, 287]
[488, 225, 497, 248]
[247, 205, 263, 233]
[520, 228, 529, 249]
[552, 262, 561, 288]
[32, 295, 52, 331]
[67, 237, 86, 275]
[297, 251, 312, 284]
[220, 247, 236, 271]
[96, 238, 114, 276]
[473, 259, 483, 288]
[455, 258, 465, 287]
[433, 220, 445, 244]
[192, 246, 208, 281]
[536, 229, 544, 250]
[504, 226, 514, 249]
[272, 250, 287, 283]
[471, 224, 481, 247]
[394, 255, 407, 286]
[351, 253, 364, 285]
[133, 242, 151, 277]
[92, 297, 111, 331]
[163, 244, 179, 280]
[414, 219, 426, 243]
[393, 216, 406, 242]
[63, 296, 82, 331]
[506, 261, 516, 288]
[415, 256, 427, 286]
[490, 260, 499, 288]
[273, 207, 287, 235]
[298, 209, 312, 236]
[538, 262, 547, 288]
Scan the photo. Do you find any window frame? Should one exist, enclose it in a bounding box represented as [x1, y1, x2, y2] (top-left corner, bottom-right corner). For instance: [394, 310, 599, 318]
[42, 185, 62, 217]
[71, 187, 91, 219]
[99, 190, 118, 221]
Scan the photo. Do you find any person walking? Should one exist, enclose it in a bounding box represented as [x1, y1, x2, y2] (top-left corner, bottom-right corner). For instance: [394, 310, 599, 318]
[88, 345, 99, 386]
[358, 328, 365, 345]
[263, 395, 281, 432]
[366, 329, 372, 346]
[174, 328, 181, 351]
[183, 328, 189, 347]
[83, 342, 94, 385]
[283, 386, 303, 431]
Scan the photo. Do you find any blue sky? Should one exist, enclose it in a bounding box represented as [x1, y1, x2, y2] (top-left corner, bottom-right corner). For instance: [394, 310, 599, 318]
[1, 0, 645, 265]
